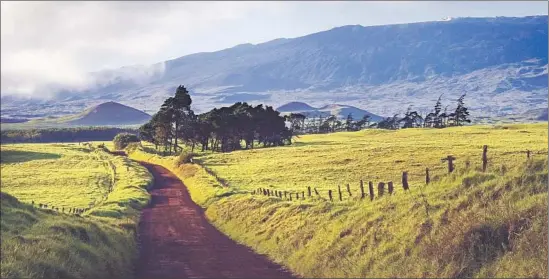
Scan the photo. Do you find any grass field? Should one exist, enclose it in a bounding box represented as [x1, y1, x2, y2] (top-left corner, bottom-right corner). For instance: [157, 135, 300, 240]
[198, 123, 547, 195]
[131, 123, 548, 278]
[1, 143, 153, 279]
[1, 143, 114, 209]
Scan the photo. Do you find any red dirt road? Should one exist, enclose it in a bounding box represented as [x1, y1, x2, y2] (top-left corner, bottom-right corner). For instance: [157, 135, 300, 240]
[135, 162, 296, 279]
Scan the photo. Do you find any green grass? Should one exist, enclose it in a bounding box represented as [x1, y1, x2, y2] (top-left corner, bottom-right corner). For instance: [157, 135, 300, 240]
[1, 143, 114, 209]
[132, 123, 548, 278]
[199, 123, 547, 194]
[1, 142, 153, 279]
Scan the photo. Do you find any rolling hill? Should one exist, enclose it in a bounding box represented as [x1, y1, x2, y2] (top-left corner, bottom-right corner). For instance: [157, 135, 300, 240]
[1, 16, 547, 120]
[64, 101, 151, 125]
[277, 102, 384, 122]
[2, 102, 151, 129]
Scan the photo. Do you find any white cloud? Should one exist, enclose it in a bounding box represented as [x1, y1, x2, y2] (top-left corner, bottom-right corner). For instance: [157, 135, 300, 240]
[1, 1, 546, 98]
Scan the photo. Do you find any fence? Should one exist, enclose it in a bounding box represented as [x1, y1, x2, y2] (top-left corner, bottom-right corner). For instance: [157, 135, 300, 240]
[251, 146, 539, 202]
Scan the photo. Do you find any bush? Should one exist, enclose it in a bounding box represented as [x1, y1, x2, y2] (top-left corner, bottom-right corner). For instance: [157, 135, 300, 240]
[113, 133, 139, 150]
[175, 151, 196, 166]
[125, 142, 142, 154]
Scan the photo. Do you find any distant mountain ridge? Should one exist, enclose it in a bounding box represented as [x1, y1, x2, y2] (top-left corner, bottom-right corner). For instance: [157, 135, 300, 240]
[277, 102, 384, 122]
[1, 16, 547, 120]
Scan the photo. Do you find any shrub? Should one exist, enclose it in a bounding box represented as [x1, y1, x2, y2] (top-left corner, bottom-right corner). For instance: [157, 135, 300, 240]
[175, 151, 196, 166]
[125, 142, 142, 154]
[113, 133, 139, 150]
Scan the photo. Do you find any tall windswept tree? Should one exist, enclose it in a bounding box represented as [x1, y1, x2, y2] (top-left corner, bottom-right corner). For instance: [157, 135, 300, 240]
[400, 106, 423, 128]
[345, 113, 354, 131]
[453, 93, 471, 126]
[160, 85, 193, 152]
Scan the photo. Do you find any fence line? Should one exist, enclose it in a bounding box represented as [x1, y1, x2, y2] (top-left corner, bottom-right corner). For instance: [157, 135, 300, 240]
[251, 146, 537, 203]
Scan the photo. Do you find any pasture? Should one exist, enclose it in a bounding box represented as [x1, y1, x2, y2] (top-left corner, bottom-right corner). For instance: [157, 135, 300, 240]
[0, 142, 153, 279]
[199, 123, 547, 195]
[130, 122, 548, 278]
[1, 143, 113, 209]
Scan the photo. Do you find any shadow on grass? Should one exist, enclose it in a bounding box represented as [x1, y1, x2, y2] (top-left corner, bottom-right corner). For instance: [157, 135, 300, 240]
[292, 141, 340, 147]
[0, 150, 61, 164]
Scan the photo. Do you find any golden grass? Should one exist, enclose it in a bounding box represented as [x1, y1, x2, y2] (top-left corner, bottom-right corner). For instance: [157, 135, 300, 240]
[199, 123, 547, 195]
[134, 123, 548, 278]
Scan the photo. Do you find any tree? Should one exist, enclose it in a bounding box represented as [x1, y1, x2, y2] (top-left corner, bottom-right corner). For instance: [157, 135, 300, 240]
[159, 85, 193, 153]
[345, 113, 354, 131]
[355, 114, 371, 130]
[453, 93, 471, 126]
[377, 114, 400, 130]
[400, 106, 423, 128]
[286, 113, 307, 134]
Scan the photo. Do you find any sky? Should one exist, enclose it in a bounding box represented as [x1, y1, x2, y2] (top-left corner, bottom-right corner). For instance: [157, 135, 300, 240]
[1, 1, 547, 97]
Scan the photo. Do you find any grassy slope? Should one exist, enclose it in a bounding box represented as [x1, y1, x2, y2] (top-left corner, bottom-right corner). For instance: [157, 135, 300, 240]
[200, 123, 547, 193]
[130, 123, 548, 278]
[1, 143, 152, 279]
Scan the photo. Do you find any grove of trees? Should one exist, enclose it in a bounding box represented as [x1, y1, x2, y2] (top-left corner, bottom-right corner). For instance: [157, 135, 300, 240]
[139, 85, 293, 154]
[376, 93, 471, 130]
[1, 127, 138, 144]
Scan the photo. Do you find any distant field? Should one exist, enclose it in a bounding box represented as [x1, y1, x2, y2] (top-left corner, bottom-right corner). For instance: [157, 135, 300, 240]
[199, 123, 548, 194]
[1, 143, 113, 209]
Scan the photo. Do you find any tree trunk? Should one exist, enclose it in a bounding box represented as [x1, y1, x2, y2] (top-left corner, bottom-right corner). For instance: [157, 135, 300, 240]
[174, 122, 179, 153]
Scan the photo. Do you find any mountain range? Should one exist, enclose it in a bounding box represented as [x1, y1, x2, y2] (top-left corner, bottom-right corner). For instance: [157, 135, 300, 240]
[1, 15, 547, 121]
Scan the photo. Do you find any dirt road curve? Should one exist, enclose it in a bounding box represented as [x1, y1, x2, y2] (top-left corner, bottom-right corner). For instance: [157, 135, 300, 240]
[135, 162, 296, 279]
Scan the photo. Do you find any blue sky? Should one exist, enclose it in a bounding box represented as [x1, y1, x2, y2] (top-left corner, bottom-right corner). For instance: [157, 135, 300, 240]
[1, 1, 547, 96]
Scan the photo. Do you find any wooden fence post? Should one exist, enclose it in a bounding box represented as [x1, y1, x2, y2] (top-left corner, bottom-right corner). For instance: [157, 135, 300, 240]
[447, 155, 456, 173]
[338, 185, 343, 201]
[328, 190, 333, 201]
[360, 180, 365, 199]
[402, 172, 409, 191]
[290, 193, 293, 201]
[388, 181, 394, 195]
[267, 189, 271, 196]
[346, 183, 352, 197]
[527, 150, 531, 159]
[369, 181, 374, 201]
[302, 191, 305, 200]
[308, 186, 312, 197]
[314, 188, 320, 196]
[284, 191, 288, 199]
[425, 168, 430, 184]
[378, 182, 385, 197]
[482, 145, 488, 172]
